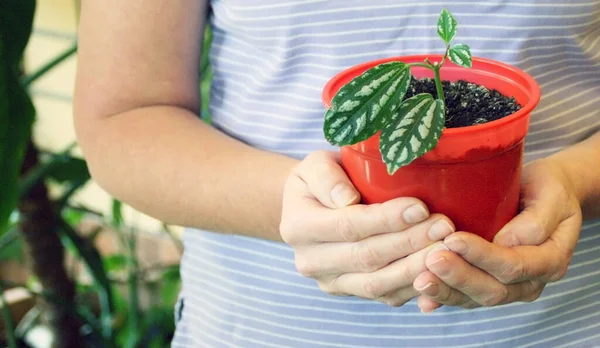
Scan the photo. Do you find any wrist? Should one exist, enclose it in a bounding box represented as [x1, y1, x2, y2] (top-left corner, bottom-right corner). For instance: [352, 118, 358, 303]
[545, 132, 600, 219]
[542, 155, 584, 205]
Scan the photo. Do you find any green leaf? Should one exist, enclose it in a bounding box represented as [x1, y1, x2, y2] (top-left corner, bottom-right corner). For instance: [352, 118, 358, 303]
[21, 42, 77, 88]
[0, 229, 23, 262]
[200, 25, 213, 122]
[160, 266, 181, 307]
[324, 62, 411, 146]
[0, 284, 18, 348]
[103, 254, 128, 273]
[112, 199, 124, 228]
[58, 221, 113, 304]
[380, 94, 446, 174]
[0, 0, 36, 237]
[62, 208, 85, 227]
[19, 144, 77, 198]
[57, 219, 115, 340]
[56, 179, 88, 208]
[0, 84, 34, 237]
[138, 308, 175, 348]
[448, 43, 472, 68]
[1, 0, 36, 69]
[437, 8, 457, 45]
[46, 155, 91, 185]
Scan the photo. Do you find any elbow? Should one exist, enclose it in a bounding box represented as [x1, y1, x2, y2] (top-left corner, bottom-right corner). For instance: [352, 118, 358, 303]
[72, 97, 123, 200]
[73, 117, 114, 199]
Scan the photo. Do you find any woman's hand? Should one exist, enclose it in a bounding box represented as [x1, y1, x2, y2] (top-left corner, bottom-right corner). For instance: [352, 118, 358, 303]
[280, 151, 456, 307]
[413, 158, 583, 312]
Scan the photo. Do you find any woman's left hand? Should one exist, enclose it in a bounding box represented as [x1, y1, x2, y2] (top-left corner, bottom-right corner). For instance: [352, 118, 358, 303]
[413, 158, 583, 313]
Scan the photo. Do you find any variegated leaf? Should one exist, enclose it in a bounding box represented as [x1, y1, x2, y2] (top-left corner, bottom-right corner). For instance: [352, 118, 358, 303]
[379, 94, 445, 174]
[437, 9, 457, 45]
[448, 43, 472, 68]
[324, 62, 411, 146]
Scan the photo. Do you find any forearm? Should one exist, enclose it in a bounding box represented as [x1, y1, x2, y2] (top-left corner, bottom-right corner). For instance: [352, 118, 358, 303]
[75, 106, 298, 241]
[74, 0, 298, 241]
[547, 131, 600, 220]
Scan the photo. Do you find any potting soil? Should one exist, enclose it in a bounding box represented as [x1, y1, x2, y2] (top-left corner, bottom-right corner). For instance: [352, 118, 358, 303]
[404, 77, 522, 128]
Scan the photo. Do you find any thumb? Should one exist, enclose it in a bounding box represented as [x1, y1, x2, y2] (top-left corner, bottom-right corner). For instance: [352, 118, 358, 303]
[493, 208, 554, 247]
[493, 186, 567, 247]
[493, 161, 566, 247]
[296, 151, 361, 209]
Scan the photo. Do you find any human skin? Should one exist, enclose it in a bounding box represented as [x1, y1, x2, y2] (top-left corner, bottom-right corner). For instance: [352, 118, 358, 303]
[74, 0, 600, 311]
[414, 133, 600, 312]
[74, 0, 456, 306]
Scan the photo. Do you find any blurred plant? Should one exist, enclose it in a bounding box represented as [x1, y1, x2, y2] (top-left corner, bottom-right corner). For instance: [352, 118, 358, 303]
[1, 1, 212, 347]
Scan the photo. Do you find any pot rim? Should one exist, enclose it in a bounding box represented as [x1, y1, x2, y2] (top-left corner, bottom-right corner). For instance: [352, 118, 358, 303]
[322, 54, 541, 138]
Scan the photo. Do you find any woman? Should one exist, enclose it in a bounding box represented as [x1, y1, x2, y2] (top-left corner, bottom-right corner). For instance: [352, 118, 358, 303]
[73, 1, 600, 347]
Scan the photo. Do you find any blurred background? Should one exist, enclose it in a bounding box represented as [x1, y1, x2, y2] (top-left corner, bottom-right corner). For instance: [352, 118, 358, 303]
[1, 1, 212, 347]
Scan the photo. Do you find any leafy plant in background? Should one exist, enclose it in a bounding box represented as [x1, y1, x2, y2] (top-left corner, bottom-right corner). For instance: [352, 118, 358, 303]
[323, 9, 472, 174]
[0, 1, 213, 347]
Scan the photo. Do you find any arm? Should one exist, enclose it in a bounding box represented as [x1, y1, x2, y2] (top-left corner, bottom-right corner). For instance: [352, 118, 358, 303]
[74, 2, 463, 310]
[74, 0, 297, 241]
[74, 2, 458, 309]
[547, 131, 600, 220]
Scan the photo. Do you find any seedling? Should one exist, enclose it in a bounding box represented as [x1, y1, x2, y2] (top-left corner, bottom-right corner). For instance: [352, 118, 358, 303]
[323, 9, 472, 174]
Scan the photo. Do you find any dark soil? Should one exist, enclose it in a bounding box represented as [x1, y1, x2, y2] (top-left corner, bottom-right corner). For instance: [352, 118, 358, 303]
[403, 77, 522, 128]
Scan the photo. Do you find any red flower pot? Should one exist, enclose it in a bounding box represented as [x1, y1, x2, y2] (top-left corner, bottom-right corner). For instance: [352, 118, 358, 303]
[322, 55, 541, 242]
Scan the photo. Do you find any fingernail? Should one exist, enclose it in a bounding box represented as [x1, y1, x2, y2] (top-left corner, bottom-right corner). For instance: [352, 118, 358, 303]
[429, 242, 450, 253]
[444, 236, 467, 253]
[493, 226, 507, 242]
[414, 282, 433, 291]
[420, 307, 437, 314]
[429, 257, 446, 267]
[330, 182, 358, 208]
[428, 219, 454, 240]
[493, 228, 514, 247]
[403, 204, 429, 224]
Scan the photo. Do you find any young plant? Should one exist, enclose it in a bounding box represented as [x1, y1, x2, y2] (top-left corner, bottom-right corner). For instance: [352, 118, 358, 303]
[323, 9, 472, 174]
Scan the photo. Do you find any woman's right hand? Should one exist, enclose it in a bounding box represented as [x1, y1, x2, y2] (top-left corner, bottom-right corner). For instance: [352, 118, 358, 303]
[280, 151, 456, 307]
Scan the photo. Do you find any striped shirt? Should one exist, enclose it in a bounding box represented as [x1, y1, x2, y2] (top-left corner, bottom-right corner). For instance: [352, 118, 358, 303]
[171, 1, 600, 347]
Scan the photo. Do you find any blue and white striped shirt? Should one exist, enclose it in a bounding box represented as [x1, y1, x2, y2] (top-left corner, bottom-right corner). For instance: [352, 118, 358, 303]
[172, 1, 600, 347]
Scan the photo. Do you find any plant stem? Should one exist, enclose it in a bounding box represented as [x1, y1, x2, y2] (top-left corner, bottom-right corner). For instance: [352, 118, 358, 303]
[19, 142, 77, 199]
[18, 141, 82, 348]
[431, 45, 451, 105]
[439, 45, 450, 67]
[0, 284, 18, 348]
[406, 62, 434, 69]
[433, 66, 445, 104]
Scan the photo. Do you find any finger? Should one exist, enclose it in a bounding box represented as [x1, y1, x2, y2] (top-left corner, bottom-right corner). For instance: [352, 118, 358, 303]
[416, 296, 445, 313]
[493, 210, 552, 247]
[295, 215, 455, 276]
[376, 287, 420, 307]
[326, 243, 449, 299]
[425, 249, 545, 306]
[444, 233, 531, 283]
[281, 193, 432, 245]
[493, 160, 572, 247]
[444, 231, 575, 284]
[414, 270, 472, 308]
[294, 151, 361, 209]
[417, 294, 478, 312]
